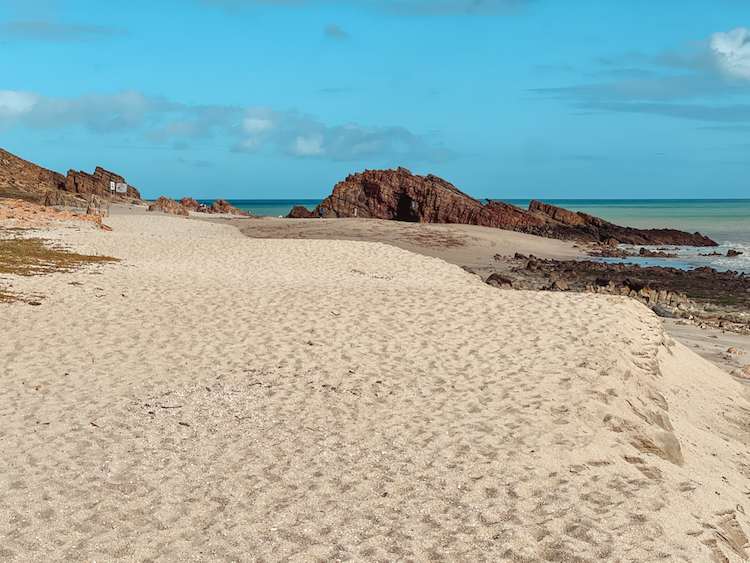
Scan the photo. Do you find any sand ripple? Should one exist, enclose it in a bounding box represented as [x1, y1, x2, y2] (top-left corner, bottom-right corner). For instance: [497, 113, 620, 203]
[1, 215, 749, 561]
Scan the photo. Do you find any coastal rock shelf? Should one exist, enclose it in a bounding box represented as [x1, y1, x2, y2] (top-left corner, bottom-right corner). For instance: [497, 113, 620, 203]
[291, 167, 717, 247]
[485, 254, 750, 334]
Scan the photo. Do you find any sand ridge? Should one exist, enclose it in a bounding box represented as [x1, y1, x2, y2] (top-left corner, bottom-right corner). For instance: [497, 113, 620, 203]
[1, 214, 749, 561]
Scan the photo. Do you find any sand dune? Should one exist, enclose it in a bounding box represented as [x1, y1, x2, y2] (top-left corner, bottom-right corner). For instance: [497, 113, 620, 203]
[1, 214, 749, 561]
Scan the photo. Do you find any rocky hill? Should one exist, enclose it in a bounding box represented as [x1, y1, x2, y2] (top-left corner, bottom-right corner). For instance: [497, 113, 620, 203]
[292, 167, 716, 246]
[0, 147, 141, 205]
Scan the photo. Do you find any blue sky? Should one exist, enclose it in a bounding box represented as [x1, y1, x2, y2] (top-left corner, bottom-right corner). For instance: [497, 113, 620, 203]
[1, 0, 749, 199]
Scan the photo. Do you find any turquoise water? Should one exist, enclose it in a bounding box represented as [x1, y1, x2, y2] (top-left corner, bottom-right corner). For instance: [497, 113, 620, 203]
[500, 199, 750, 274]
[210, 198, 750, 273]
[198, 199, 320, 218]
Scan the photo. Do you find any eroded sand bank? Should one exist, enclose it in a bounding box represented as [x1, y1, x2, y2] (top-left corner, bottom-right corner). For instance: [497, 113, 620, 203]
[1, 214, 749, 561]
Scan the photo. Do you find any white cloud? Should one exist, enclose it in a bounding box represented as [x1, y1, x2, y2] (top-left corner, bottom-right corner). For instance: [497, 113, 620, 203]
[243, 115, 274, 134]
[710, 28, 750, 80]
[0, 89, 453, 162]
[291, 134, 325, 156]
[0, 90, 38, 117]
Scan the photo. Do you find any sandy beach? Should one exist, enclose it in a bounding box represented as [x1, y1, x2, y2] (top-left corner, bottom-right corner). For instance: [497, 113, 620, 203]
[2, 211, 750, 561]
[233, 216, 750, 374]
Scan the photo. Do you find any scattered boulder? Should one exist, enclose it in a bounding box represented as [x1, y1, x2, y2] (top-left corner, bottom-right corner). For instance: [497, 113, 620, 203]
[638, 247, 677, 258]
[727, 249, 744, 257]
[148, 196, 189, 216]
[288, 205, 317, 219]
[485, 273, 513, 288]
[652, 305, 677, 318]
[547, 279, 569, 291]
[43, 189, 86, 208]
[179, 197, 201, 211]
[209, 199, 250, 216]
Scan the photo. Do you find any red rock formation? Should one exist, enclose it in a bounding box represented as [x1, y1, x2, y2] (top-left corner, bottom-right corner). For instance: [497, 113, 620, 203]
[1, 146, 141, 203]
[527, 201, 717, 247]
[301, 167, 717, 247]
[179, 197, 200, 211]
[149, 197, 251, 217]
[0, 148, 66, 202]
[65, 167, 141, 200]
[209, 199, 250, 216]
[288, 205, 317, 218]
[148, 196, 189, 216]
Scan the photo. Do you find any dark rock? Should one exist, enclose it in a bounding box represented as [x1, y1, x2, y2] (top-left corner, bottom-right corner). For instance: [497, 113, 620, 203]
[528, 200, 716, 247]
[148, 196, 189, 216]
[485, 273, 513, 288]
[288, 205, 317, 218]
[179, 197, 200, 211]
[65, 167, 141, 200]
[638, 247, 677, 258]
[209, 199, 250, 216]
[300, 167, 716, 246]
[1, 147, 141, 203]
[547, 279, 569, 291]
[727, 249, 744, 257]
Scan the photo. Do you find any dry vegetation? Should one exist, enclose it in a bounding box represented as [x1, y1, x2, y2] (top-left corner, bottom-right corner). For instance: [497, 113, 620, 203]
[0, 237, 117, 276]
[0, 235, 118, 303]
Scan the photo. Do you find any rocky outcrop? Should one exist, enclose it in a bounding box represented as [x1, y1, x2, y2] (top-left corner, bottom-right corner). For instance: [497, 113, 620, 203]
[528, 200, 716, 247]
[0, 148, 66, 202]
[148, 196, 189, 216]
[486, 254, 750, 333]
[1, 147, 141, 204]
[179, 197, 201, 211]
[149, 197, 251, 217]
[299, 167, 717, 247]
[208, 199, 250, 216]
[65, 167, 141, 200]
[288, 205, 317, 218]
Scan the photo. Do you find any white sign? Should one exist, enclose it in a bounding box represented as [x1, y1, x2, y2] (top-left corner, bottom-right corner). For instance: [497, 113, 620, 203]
[109, 181, 115, 191]
[115, 182, 128, 194]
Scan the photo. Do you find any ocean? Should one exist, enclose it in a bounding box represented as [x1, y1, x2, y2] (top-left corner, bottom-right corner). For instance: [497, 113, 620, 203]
[209, 198, 750, 273]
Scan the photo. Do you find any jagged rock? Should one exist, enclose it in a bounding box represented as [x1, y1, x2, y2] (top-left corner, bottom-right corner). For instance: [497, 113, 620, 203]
[1, 146, 141, 204]
[652, 305, 677, 318]
[65, 167, 141, 200]
[148, 196, 189, 216]
[297, 167, 717, 246]
[0, 148, 66, 202]
[485, 273, 513, 288]
[209, 199, 250, 216]
[528, 200, 716, 246]
[288, 205, 317, 218]
[179, 197, 200, 211]
[547, 279, 569, 291]
[638, 247, 677, 258]
[42, 189, 87, 208]
[727, 249, 744, 257]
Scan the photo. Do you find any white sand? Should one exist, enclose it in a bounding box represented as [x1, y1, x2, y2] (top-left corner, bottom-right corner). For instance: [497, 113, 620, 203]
[1, 214, 749, 561]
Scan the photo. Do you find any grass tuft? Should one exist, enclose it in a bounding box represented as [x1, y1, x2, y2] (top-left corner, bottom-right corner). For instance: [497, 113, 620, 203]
[0, 237, 118, 277]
